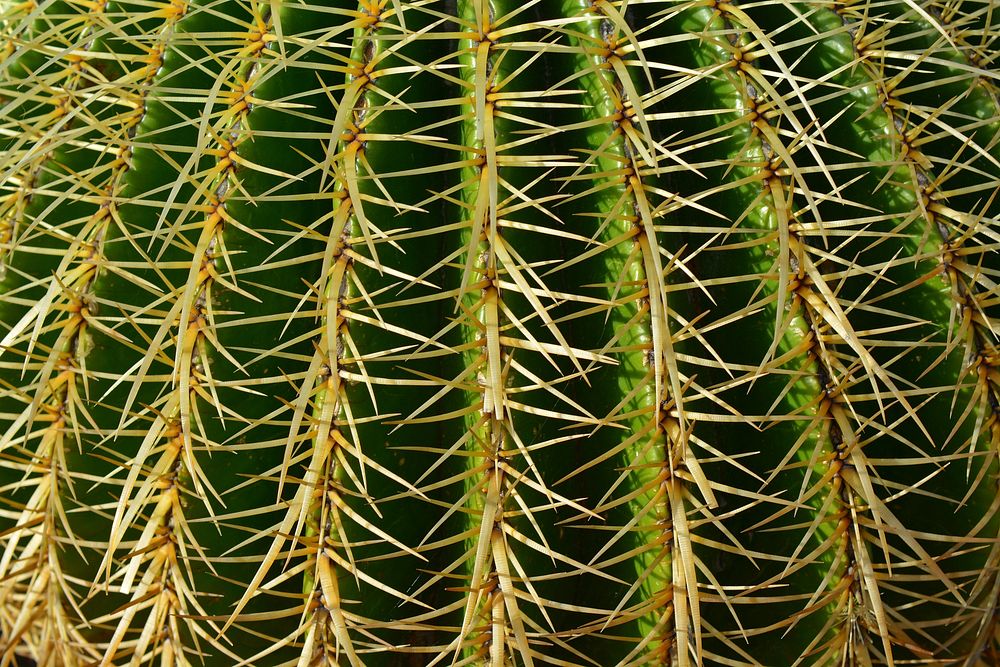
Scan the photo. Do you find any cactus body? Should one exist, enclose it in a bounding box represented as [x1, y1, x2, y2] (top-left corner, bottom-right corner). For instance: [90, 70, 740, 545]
[2, 0, 1000, 665]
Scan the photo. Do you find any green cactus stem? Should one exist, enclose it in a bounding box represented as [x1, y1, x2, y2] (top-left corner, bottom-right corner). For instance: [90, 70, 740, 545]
[2, 0, 1000, 665]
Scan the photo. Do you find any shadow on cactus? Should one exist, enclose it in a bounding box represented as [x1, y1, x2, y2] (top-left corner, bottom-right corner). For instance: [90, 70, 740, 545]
[2, 0, 1000, 664]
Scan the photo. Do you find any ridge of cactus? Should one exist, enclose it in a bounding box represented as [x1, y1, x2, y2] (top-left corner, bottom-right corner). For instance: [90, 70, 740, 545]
[2, 0, 1000, 665]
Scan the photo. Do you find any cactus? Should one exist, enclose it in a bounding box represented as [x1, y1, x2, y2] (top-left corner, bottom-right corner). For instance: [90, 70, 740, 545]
[2, 0, 1000, 664]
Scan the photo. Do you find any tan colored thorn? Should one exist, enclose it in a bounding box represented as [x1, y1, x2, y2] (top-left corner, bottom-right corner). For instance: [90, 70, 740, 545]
[154, 0, 187, 19]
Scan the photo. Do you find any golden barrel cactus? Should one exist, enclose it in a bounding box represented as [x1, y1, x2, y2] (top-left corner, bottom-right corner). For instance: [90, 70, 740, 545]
[2, 0, 1000, 664]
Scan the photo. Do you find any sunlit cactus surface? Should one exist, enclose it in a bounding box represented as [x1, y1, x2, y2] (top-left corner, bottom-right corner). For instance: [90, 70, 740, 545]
[2, 0, 1000, 664]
